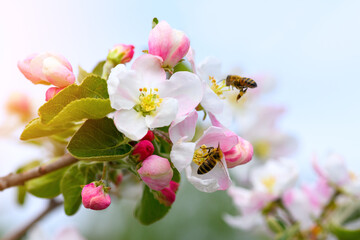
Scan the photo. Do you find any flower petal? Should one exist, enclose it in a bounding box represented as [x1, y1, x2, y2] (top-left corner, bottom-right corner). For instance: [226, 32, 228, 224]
[196, 126, 238, 152]
[145, 97, 178, 129]
[169, 110, 198, 143]
[113, 109, 148, 140]
[107, 64, 141, 110]
[160, 71, 203, 117]
[185, 156, 231, 192]
[170, 140, 196, 172]
[197, 56, 224, 81]
[131, 54, 166, 86]
[200, 82, 223, 115]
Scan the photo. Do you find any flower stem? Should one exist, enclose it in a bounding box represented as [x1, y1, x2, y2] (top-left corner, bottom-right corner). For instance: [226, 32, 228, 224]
[101, 60, 115, 80]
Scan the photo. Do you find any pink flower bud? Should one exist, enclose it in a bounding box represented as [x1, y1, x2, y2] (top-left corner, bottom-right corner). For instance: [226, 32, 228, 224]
[148, 21, 190, 68]
[45, 87, 64, 101]
[132, 140, 154, 162]
[224, 136, 254, 168]
[81, 182, 111, 210]
[137, 155, 173, 191]
[107, 44, 135, 64]
[18, 52, 75, 88]
[6, 92, 32, 122]
[141, 130, 155, 142]
[115, 173, 123, 186]
[156, 181, 179, 206]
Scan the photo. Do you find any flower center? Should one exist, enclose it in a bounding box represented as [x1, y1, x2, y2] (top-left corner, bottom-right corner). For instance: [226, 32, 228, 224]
[209, 76, 228, 98]
[253, 140, 271, 160]
[261, 176, 276, 193]
[193, 145, 210, 166]
[134, 87, 163, 116]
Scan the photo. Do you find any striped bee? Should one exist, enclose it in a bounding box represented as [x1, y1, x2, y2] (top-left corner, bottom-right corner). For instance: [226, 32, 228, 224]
[225, 75, 257, 101]
[197, 143, 224, 175]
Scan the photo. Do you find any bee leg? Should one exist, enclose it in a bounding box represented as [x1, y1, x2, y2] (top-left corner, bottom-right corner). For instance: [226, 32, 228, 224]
[236, 88, 248, 101]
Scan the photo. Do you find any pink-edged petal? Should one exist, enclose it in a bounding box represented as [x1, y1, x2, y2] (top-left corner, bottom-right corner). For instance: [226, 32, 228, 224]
[196, 126, 238, 152]
[131, 54, 166, 86]
[45, 87, 64, 101]
[113, 109, 148, 140]
[164, 29, 190, 67]
[160, 71, 202, 117]
[200, 82, 223, 114]
[148, 21, 172, 62]
[145, 97, 178, 129]
[107, 64, 141, 110]
[170, 140, 196, 172]
[29, 53, 51, 84]
[169, 110, 198, 143]
[185, 156, 231, 192]
[42, 57, 75, 87]
[185, 46, 196, 73]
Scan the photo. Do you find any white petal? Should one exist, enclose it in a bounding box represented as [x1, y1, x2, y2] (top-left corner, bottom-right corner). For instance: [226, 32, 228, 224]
[185, 156, 231, 193]
[159, 71, 203, 117]
[145, 98, 178, 129]
[108, 64, 141, 110]
[131, 54, 166, 86]
[113, 109, 148, 140]
[200, 82, 223, 114]
[224, 212, 264, 231]
[197, 56, 224, 81]
[170, 141, 196, 172]
[169, 110, 198, 143]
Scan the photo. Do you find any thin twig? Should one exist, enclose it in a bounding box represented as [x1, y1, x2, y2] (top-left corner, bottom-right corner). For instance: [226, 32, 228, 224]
[152, 129, 172, 144]
[0, 153, 78, 191]
[2, 199, 63, 240]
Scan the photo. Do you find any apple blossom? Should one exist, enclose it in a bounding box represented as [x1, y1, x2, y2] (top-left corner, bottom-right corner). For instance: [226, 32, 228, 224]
[137, 155, 173, 191]
[131, 140, 154, 162]
[6, 92, 32, 122]
[18, 52, 75, 87]
[107, 44, 135, 65]
[171, 125, 238, 192]
[148, 21, 190, 68]
[81, 182, 111, 210]
[107, 54, 202, 140]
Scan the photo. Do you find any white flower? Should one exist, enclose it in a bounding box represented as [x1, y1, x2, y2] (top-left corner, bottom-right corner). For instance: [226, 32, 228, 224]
[108, 54, 202, 140]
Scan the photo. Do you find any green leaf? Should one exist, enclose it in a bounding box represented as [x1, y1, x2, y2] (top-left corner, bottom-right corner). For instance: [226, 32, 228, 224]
[174, 61, 193, 73]
[78, 66, 91, 84]
[26, 167, 68, 198]
[67, 118, 132, 161]
[20, 118, 75, 140]
[275, 224, 300, 240]
[135, 185, 171, 225]
[329, 223, 360, 240]
[92, 61, 106, 77]
[60, 162, 102, 215]
[152, 17, 159, 29]
[172, 167, 180, 183]
[38, 75, 113, 126]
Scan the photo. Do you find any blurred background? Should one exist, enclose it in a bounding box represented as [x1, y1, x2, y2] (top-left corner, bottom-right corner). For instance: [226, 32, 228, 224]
[0, 0, 360, 239]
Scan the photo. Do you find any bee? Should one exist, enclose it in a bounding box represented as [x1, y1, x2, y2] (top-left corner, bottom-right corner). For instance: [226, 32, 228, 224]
[225, 75, 257, 101]
[197, 143, 224, 175]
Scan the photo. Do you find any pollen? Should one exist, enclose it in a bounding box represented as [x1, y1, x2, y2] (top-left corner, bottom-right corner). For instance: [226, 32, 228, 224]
[193, 145, 209, 166]
[261, 176, 276, 194]
[209, 76, 228, 98]
[136, 87, 163, 115]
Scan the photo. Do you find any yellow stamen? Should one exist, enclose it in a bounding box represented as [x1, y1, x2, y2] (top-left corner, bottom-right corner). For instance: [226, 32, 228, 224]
[136, 87, 163, 115]
[253, 141, 271, 160]
[261, 176, 276, 194]
[209, 76, 228, 99]
[193, 145, 209, 166]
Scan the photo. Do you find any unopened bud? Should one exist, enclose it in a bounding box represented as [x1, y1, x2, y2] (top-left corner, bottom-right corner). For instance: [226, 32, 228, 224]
[141, 130, 155, 142]
[81, 182, 111, 210]
[224, 136, 253, 168]
[107, 44, 135, 65]
[45, 87, 64, 101]
[137, 155, 173, 191]
[132, 140, 154, 162]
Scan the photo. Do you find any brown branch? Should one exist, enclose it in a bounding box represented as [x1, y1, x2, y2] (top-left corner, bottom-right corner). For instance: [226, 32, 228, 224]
[2, 199, 63, 240]
[153, 129, 172, 144]
[0, 153, 78, 191]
